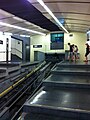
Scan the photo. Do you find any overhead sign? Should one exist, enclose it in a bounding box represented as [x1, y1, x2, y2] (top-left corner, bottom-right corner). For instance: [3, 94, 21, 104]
[33, 45, 42, 48]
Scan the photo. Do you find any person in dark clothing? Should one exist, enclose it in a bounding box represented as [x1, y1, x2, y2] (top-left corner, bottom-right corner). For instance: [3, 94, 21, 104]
[84, 43, 89, 62]
[74, 45, 79, 61]
[68, 43, 74, 61]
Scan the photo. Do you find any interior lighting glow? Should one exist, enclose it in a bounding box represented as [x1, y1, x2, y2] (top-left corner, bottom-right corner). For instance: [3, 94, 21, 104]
[0, 31, 3, 35]
[20, 34, 30, 37]
[36, 0, 69, 33]
[4, 32, 13, 36]
[0, 21, 46, 35]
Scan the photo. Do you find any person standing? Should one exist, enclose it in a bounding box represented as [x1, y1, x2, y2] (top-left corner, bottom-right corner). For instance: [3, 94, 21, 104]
[84, 43, 89, 62]
[74, 45, 78, 61]
[68, 43, 74, 61]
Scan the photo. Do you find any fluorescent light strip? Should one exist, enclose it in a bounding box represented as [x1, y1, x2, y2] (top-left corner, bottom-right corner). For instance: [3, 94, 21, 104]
[20, 34, 30, 37]
[4, 32, 13, 36]
[36, 0, 69, 33]
[0, 21, 46, 35]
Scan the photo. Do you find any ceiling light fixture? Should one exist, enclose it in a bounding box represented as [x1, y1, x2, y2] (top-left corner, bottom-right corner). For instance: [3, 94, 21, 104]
[35, 0, 69, 33]
[20, 34, 30, 37]
[0, 21, 46, 35]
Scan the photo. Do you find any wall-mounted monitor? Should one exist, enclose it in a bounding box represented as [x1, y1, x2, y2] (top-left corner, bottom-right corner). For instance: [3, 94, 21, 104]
[50, 33, 64, 50]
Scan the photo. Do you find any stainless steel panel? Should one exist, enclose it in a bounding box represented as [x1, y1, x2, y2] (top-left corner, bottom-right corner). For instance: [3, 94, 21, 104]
[43, 74, 90, 89]
[51, 66, 90, 76]
[23, 88, 90, 119]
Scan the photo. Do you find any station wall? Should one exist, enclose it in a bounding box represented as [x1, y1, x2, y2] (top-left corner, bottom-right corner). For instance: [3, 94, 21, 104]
[12, 35, 30, 62]
[0, 34, 11, 61]
[11, 37, 22, 59]
[30, 32, 86, 62]
[0, 34, 30, 62]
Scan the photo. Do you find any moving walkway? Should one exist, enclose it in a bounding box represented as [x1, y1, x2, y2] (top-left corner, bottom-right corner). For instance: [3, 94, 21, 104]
[23, 61, 90, 120]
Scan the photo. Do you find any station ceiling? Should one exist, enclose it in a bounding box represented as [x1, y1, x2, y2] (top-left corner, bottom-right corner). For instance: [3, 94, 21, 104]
[0, 0, 90, 36]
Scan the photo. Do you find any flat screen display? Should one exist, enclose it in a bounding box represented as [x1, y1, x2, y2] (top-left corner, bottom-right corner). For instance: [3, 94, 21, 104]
[50, 33, 64, 49]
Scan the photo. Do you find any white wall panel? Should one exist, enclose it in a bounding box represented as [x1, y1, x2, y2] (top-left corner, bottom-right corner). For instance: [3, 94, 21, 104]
[0, 35, 11, 61]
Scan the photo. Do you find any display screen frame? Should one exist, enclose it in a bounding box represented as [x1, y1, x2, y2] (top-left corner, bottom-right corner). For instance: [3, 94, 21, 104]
[50, 32, 64, 50]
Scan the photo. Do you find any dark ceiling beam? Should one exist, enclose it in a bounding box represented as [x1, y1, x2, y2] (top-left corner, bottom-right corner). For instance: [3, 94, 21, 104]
[0, 0, 61, 32]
